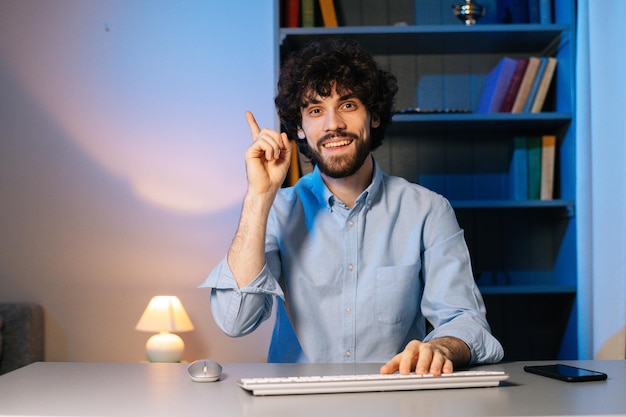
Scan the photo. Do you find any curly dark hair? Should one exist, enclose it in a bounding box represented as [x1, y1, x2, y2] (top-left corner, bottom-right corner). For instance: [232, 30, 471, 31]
[274, 38, 398, 161]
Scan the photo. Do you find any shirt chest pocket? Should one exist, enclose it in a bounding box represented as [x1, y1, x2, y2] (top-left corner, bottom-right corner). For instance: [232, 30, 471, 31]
[375, 263, 421, 324]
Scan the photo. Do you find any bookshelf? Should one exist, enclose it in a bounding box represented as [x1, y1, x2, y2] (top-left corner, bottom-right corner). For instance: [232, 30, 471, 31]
[277, 0, 577, 361]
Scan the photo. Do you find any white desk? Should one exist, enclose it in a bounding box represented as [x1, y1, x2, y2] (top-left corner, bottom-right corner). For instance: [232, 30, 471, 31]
[0, 360, 623, 416]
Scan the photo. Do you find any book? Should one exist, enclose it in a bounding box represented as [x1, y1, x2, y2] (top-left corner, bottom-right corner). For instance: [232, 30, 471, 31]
[527, 135, 542, 199]
[497, 0, 530, 23]
[528, 0, 540, 23]
[301, 0, 315, 27]
[318, 0, 338, 27]
[523, 57, 548, 112]
[499, 58, 529, 112]
[530, 57, 557, 113]
[285, 141, 301, 187]
[476, 57, 518, 113]
[539, 0, 552, 23]
[509, 136, 529, 200]
[512, 0, 530, 22]
[282, 0, 300, 28]
[496, 0, 512, 23]
[540, 135, 556, 200]
[511, 57, 541, 113]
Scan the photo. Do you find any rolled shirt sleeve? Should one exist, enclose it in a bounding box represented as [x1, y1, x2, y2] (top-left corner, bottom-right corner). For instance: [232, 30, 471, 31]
[200, 257, 284, 337]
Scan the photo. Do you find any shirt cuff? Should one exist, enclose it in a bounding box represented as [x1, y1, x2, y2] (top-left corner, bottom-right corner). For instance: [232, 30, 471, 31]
[200, 257, 284, 298]
[425, 316, 504, 365]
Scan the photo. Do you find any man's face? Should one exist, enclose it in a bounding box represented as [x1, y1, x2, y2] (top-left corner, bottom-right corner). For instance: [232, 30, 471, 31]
[299, 89, 380, 179]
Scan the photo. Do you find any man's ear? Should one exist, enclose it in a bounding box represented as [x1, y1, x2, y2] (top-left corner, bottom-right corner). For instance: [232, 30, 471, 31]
[297, 128, 306, 139]
[371, 114, 381, 128]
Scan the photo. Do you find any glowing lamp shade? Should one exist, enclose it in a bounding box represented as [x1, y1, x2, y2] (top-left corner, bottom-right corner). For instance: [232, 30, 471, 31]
[135, 296, 194, 363]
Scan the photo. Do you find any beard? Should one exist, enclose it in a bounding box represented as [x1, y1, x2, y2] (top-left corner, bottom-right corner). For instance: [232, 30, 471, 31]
[308, 131, 371, 178]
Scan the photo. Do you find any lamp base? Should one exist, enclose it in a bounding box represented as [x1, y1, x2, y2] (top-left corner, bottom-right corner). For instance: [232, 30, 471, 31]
[145, 332, 184, 363]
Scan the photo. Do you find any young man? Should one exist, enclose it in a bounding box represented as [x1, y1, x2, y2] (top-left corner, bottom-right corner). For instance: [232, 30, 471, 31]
[202, 38, 503, 375]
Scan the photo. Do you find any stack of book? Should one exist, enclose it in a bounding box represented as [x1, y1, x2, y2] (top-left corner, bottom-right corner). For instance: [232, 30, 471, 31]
[509, 135, 556, 201]
[281, 0, 338, 28]
[477, 56, 558, 114]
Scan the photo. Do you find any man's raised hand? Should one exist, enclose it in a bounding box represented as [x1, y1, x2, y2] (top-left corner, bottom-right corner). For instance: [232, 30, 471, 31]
[244, 111, 292, 195]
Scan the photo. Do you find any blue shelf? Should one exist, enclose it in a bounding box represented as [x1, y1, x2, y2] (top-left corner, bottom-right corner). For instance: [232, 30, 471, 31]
[451, 199, 574, 209]
[390, 112, 572, 133]
[479, 285, 577, 295]
[280, 24, 569, 55]
[450, 200, 575, 218]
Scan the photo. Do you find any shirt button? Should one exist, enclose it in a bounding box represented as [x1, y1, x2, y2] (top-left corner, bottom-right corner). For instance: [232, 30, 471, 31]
[346, 351, 351, 357]
[348, 264, 354, 271]
[348, 220, 354, 227]
[345, 307, 352, 313]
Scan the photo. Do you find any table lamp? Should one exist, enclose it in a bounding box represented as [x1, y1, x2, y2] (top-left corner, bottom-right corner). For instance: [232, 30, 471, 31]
[135, 295, 194, 362]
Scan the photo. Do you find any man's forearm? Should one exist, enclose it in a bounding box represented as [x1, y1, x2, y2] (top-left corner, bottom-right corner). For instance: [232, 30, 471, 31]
[227, 191, 276, 288]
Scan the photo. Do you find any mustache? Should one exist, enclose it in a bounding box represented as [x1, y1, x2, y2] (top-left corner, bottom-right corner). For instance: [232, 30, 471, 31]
[316, 130, 359, 147]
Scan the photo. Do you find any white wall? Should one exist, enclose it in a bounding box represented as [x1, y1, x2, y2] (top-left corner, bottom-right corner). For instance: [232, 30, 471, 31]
[588, 2, 626, 358]
[0, 1, 276, 363]
[577, 0, 626, 359]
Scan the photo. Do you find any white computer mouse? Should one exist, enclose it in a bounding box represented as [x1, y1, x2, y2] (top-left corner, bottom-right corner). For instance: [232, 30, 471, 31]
[187, 359, 222, 382]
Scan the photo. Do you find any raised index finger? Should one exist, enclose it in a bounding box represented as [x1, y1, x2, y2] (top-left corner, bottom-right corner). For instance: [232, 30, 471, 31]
[245, 111, 261, 140]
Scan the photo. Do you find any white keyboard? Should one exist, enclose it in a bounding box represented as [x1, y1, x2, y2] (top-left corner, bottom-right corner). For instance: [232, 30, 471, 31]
[238, 370, 509, 396]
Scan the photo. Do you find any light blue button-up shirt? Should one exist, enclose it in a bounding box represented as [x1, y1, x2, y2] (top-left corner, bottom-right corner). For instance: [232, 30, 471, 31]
[201, 159, 504, 365]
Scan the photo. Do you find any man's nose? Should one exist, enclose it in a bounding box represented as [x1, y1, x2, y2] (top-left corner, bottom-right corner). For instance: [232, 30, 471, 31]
[323, 110, 347, 131]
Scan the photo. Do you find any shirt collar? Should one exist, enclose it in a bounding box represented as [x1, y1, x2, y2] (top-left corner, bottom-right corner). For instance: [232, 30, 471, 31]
[303, 156, 383, 211]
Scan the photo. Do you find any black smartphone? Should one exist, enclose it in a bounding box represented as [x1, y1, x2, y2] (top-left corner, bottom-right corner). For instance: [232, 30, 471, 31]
[524, 364, 608, 382]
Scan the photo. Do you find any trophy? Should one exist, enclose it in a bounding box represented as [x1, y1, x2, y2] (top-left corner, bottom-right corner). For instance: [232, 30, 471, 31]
[452, 0, 486, 25]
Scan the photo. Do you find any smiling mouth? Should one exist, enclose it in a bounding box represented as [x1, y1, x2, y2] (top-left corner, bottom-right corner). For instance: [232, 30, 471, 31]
[318, 131, 358, 150]
[323, 139, 353, 149]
